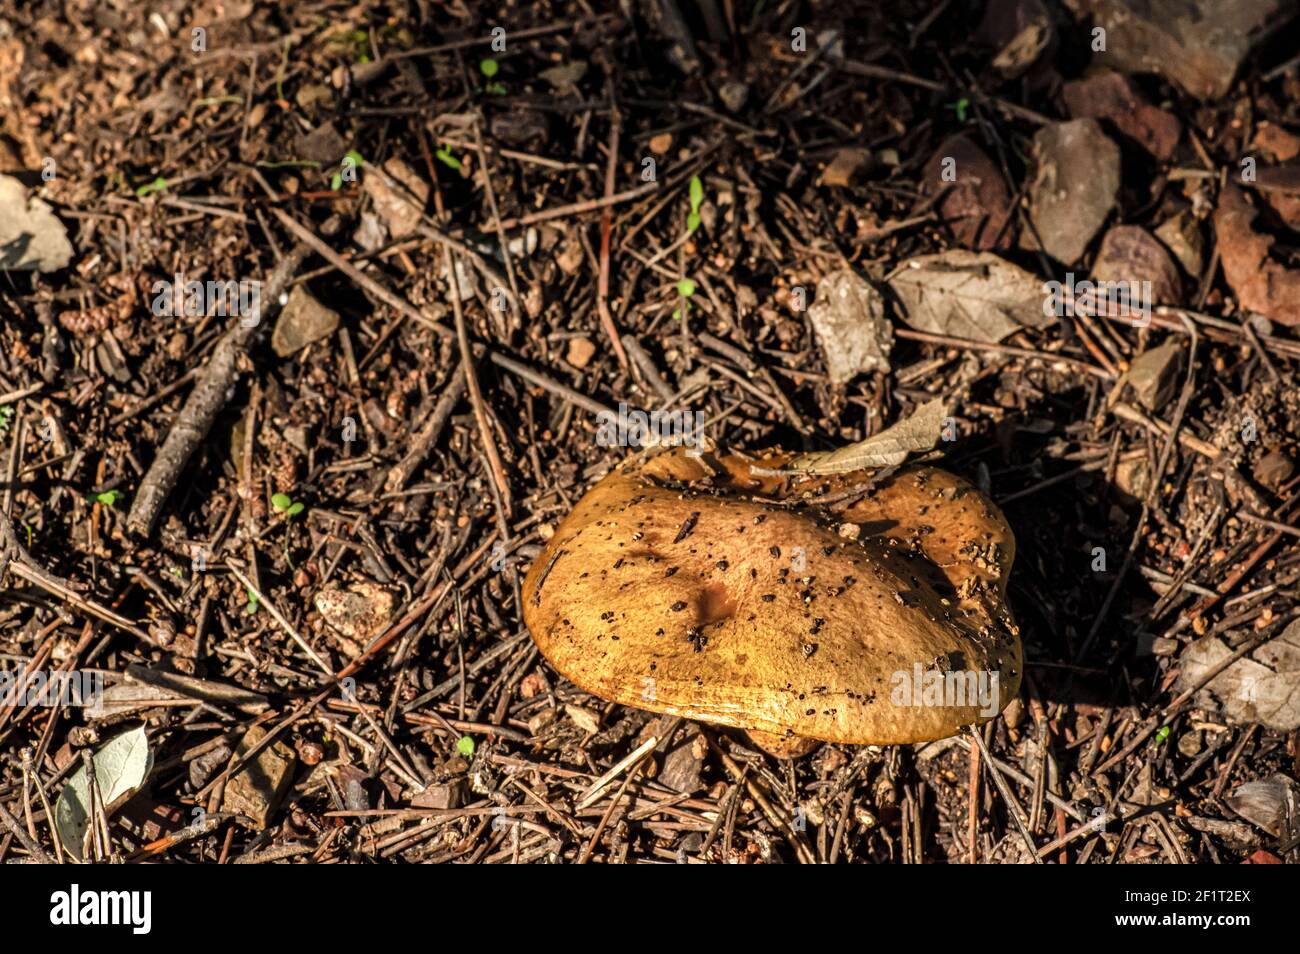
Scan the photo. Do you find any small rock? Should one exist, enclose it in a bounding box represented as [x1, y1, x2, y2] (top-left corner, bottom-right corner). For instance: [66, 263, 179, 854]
[294, 121, 347, 164]
[1253, 447, 1294, 491]
[1024, 119, 1120, 265]
[413, 778, 468, 810]
[556, 235, 584, 275]
[1121, 342, 1183, 412]
[647, 132, 673, 155]
[1251, 122, 1300, 162]
[922, 134, 1015, 250]
[272, 285, 340, 357]
[817, 148, 874, 188]
[223, 725, 297, 829]
[538, 61, 587, 91]
[1061, 0, 1296, 99]
[566, 336, 597, 369]
[1062, 71, 1181, 161]
[717, 81, 749, 113]
[1154, 209, 1204, 278]
[806, 269, 893, 384]
[1092, 225, 1181, 306]
[564, 703, 601, 734]
[0, 175, 73, 272]
[294, 83, 333, 112]
[659, 733, 706, 794]
[315, 582, 396, 652]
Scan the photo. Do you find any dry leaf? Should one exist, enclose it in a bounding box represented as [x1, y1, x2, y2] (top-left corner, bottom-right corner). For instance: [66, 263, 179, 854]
[888, 250, 1051, 342]
[1177, 618, 1300, 730]
[780, 398, 949, 475]
[54, 726, 153, 860]
[806, 269, 893, 383]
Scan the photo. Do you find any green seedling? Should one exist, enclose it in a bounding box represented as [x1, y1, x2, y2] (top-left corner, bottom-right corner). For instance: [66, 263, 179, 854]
[457, 735, 476, 757]
[272, 493, 306, 568]
[93, 490, 123, 508]
[435, 146, 462, 171]
[948, 97, 971, 123]
[480, 58, 499, 78]
[330, 150, 365, 190]
[272, 492, 306, 519]
[673, 277, 697, 320]
[1155, 725, 1171, 745]
[135, 176, 169, 198]
[686, 175, 704, 235]
[244, 587, 260, 616]
[0, 404, 12, 438]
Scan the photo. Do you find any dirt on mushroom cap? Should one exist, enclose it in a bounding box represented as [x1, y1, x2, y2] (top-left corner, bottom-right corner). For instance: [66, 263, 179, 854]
[522, 446, 1022, 749]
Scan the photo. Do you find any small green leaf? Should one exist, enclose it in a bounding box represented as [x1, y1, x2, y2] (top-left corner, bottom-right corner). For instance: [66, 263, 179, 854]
[480, 58, 499, 78]
[329, 170, 343, 191]
[435, 147, 462, 171]
[135, 176, 169, 198]
[344, 150, 365, 168]
[271, 493, 293, 512]
[457, 735, 475, 757]
[95, 490, 122, 507]
[686, 211, 701, 235]
[689, 175, 704, 213]
[676, 278, 697, 297]
[1155, 725, 1170, 744]
[485, 82, 507, 95]
[286, 501, 305, 518]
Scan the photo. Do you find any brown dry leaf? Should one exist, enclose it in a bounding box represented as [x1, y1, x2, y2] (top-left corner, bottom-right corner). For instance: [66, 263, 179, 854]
[922, 134, 1015, 250]
[806, 269, 893, 384]
[363, 157, 429, 239]
[1024, 119, 1120, 265]
[887, 249, 1052, 343]
[782, 398, 948, 475]
[1214, 185, 1300, 325]
[1177, 618, 1300, 730]
[1224, 775, 1299, 837]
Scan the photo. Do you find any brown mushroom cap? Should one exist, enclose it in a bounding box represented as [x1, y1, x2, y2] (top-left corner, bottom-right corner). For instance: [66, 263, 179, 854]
[522, 447, 1020, 755]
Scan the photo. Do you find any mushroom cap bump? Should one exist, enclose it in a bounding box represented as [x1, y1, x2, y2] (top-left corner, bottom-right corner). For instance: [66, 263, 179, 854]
[522, 447, 1021, 751]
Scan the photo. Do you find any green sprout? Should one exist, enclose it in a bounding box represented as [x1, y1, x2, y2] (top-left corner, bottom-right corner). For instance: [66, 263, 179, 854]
[135, 176, 169, 198]
[673, 278, 697, 320]
[479, 58, 499, 78]
[1154, 725, 1171, 745]
[948, 97, 971, 123]
[93, 490, 123, 507]
[330, 150, 365, 190]
[0, 404, 13, 438]
[686, 175, 704, 235]
[244, 587, 260, 616]
[271, 492, 305, 519]
[457, 735, 476, 757]
[435, 146, 462, 171]
[272, 493, 306, 568]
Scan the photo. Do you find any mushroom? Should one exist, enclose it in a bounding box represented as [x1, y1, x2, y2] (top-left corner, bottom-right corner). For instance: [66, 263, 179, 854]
[522, 446, 1020, 758]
